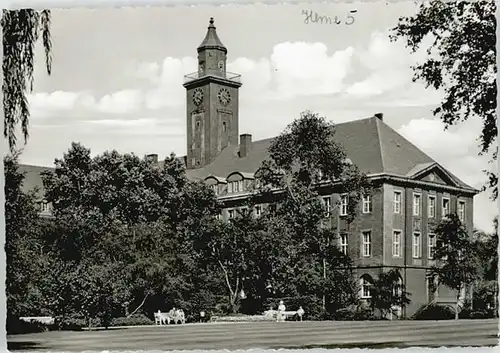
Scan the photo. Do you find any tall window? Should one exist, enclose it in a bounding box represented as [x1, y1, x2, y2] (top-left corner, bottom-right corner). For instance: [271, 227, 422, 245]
[323, 196, 331, 217]
[393, 191, 402, 214]
[458, 201, 466, 222]
[254, 205, 262, 217]
[413, 193, 421, 216]
[228, 182, 233, 193]
[340, 233, 348, 255]
[362, 195, 372, 213]
[211, 184, 218, 195]
[228, 209, 235, 219]
[412, 232, 421, 258]
[238, 180, 244, 192]
[340, 194, 348, 216]
[362, 231, 371, 257]
[392, 230, 401, 257]
[428, 233, 436, 259]
[360, 276, 372, 299]
[428, 195, 436, 218]
[442, 198, 450, 218]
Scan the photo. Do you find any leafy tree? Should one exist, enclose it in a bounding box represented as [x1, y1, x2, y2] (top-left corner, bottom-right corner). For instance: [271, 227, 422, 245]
[2, 9, 52, 151]
[431, 213, 479, 319]
[472, 219, 498, 313]
[5, 152, 45, 318]
[254, 111, 371, 313]
[369, 269, 411, 319]
[39, 142, 220, 324]
[391, 0, 497, 198]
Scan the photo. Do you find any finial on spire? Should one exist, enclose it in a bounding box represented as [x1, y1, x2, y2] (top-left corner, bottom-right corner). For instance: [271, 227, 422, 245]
[209, 17, 214, 26]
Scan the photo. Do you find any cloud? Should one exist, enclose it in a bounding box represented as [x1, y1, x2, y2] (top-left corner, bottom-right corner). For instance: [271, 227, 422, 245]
[346, 31, 432, 98]
[29, 91, 81, 118]
[398, 117, 497, 232]
[97, 89, 144, 114]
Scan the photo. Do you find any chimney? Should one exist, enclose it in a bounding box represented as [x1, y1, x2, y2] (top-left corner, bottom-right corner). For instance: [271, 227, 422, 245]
[146, 153, 158, 164]
[374, 113, 383, 121]
[239, 134, 252, 158]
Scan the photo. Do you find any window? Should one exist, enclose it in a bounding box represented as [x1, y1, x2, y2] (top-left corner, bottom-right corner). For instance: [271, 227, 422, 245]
[360, 277, 372, 299]
[428, 233, 436, 259]
[442, 198, 450, 218]
[393, 191, 402, 214]
[392, 230, 401, 258]
[362, 231, 371, 257]
[228, 180, 243, 193]
[413, 193, 421, 216]
[323, 196, 331, 217]
[427, 195, 435, 218]
[340, 194, 348, 216]
[222, 122, 227, 132]
[211, 184, 218, 195]
[228, 209, 235, 219]
[362, 195, 372, 214]
[254, 205, 262, 217]
[340, 233, 348, 255]
[40, 201, 50, 213]
[413, 232, 421, 258]
[458, 201, 466, 222]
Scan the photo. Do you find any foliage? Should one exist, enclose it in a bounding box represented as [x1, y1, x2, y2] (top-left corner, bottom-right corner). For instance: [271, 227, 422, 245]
[430, 214, 479, 319]
[34, 142, 221, 327]
[369, 269, 411, 319]
[4, 152, 47, 318]
[2, 9, 52, 152]
[110, 314, 154, 327]
[412, 304, 455, 321]
[251, 111, 370, 315]
[391, 0, 497, 199]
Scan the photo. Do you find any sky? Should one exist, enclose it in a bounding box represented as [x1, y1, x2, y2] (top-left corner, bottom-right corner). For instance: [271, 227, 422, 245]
[18, 2, 497, 232]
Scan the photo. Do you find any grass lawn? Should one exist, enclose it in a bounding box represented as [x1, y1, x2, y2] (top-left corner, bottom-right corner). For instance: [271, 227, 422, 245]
[7, 319, 499, 351]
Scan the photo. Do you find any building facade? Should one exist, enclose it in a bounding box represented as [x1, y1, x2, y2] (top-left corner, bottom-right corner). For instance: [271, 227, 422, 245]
[19, 18, 478, 317]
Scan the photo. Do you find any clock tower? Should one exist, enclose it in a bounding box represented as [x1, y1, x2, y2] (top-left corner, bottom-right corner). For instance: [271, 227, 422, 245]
[183, 17, 242, 169]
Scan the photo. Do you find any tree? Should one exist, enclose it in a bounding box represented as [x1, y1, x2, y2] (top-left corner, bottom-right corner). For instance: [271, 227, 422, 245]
[431, 214, 479, 320]
[5, 152, 46, 318]
[369, 269, 411, 319]
[2, 9, 52, 152]
[254, 111, 371, 314]
[391, 0, 497, 199]
[39, 142, 221, 325]
[472, 219, 498, 313]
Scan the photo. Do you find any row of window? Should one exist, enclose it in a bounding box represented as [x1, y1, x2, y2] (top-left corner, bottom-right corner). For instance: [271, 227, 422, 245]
[322, 195, 372, 217]
[338, 230, 437, 260]
[360, 275, 403, 299]
[402, 191, 466, 222]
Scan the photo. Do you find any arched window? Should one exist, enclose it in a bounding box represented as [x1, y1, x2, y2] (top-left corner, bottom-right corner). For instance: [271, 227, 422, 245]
[360, 275, 373, 299]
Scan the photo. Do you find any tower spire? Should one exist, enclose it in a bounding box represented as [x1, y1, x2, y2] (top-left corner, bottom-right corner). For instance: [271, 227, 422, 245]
[197, 17, 227, 54]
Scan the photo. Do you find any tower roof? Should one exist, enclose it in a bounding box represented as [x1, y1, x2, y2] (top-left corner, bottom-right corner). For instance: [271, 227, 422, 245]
[197, 17, 227, 54]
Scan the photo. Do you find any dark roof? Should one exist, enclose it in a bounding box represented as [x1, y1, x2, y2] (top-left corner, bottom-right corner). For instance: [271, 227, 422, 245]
[197, 18, 227, 53]
[18, 164, 53, 197]
[185, 116, 474, 190]
[17, 116, 476, 197]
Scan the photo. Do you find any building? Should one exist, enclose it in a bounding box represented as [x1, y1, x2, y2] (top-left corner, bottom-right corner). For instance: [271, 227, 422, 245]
[19, 18, 478, 317]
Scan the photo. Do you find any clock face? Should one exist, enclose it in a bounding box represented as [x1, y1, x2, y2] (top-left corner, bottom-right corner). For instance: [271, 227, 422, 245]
[218, 88, 231, 106]
[193, 88, 203, 106]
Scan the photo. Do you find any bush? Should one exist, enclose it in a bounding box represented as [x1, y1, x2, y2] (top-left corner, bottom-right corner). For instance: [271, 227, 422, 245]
[56, 316, 100, 331]
[7, 315, 52, 334]
[334, 306, 377, 321]
[412, 304, 454, 320]
[110, 313, 154, 327]
[459, 308, 496, 319]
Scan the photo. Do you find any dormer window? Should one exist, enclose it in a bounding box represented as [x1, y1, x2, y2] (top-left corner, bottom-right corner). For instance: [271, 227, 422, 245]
[40, 201, 50, 213]
[227, 179, 244, 193]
